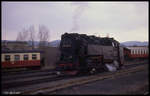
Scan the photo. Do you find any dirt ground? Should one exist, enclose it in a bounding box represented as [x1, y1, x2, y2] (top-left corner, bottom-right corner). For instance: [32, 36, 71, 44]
[50, 68, 149, 95]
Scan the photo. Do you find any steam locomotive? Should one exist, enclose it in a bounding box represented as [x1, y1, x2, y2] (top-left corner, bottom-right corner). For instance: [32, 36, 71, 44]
[56, 33, 124, 75]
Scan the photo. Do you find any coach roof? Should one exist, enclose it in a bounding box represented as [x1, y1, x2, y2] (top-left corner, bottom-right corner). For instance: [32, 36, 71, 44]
[2, 49, 44, 53]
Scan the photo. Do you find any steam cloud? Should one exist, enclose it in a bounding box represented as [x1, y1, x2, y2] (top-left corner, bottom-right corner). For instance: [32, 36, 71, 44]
[70, 2, 88, 32]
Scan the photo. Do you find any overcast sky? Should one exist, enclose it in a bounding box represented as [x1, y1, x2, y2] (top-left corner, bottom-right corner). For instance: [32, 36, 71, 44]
[2, 1, 148, 42]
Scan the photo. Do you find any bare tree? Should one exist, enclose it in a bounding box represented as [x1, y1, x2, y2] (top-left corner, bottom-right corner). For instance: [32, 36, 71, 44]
[16, 28, 29, 41]
[16, 26, 37, 49]
[28, 25, 36, 49]
[16, 25, 50, 49]
[38, 25, 50, 49]
[16, 31, 23, 41]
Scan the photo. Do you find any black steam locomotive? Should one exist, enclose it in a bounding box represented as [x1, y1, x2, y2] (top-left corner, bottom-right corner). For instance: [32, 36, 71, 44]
[56, 33, 124, 75]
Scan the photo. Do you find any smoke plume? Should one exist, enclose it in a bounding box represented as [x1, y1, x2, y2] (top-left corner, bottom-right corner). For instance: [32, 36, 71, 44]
[70, 2, 88, 32]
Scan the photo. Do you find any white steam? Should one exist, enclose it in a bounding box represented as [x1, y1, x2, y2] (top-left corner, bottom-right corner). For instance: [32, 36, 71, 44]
[70, 2, 89, 32]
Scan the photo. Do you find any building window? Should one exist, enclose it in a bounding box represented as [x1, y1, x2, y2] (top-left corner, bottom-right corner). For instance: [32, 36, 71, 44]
[32, 54, 37, 60]
[24, 55, 28, 60]
[15, 55, 20, 61]
[5, 55, 10, 61]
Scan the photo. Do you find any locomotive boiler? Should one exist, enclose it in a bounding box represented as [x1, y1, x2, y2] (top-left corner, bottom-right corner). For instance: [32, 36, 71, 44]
[56, 33, 124, 75]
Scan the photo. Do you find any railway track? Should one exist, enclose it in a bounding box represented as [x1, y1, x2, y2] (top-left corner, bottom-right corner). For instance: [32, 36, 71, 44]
[123, 60, 148, 69]
[24, 64, 148, 95]
[2, 75, 61, 89]
[2, 59, 148, 76]
[2, 60, 148, 77]
[2, 62, 148, 95]
[124, 60, 148, 66]
[2, 70, 55, 81]
[2, 68, 55, 76]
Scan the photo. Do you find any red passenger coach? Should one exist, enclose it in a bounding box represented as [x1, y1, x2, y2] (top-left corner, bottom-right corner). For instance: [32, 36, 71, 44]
[124, 46, 149, 59]
[2, 50, 42, 69]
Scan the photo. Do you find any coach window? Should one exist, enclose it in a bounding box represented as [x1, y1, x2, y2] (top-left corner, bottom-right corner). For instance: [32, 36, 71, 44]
[133, 50, 135, 54]
[32, 54, 37, 60]
[15, 55, 20, 61]
[131, 50, 133, 54]
[136, 49, 138, 54]
[145, 50, 147, 54]
[139, 50, 141, 54]
[24, 55, 28, 60]
[5, 55, 10, 61]
[136, 50, 138, 54]
[141, 50, 143, 54]
[138, 50, 140, 54]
